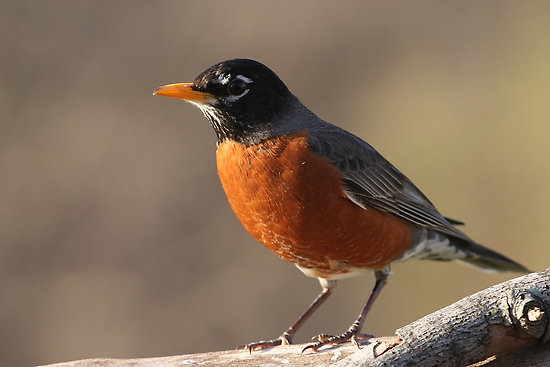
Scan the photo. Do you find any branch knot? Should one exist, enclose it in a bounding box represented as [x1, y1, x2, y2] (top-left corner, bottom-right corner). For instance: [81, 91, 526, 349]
[512, 291, 548, 340]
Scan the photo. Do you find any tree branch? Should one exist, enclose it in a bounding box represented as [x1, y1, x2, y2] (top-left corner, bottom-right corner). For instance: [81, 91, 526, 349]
[39, 269, 550, 367]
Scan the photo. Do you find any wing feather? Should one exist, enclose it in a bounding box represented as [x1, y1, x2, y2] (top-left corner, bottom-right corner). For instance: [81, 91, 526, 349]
[308, 125, 472, 242]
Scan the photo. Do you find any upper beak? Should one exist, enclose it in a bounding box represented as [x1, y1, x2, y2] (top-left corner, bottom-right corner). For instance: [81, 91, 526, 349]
[153, 83, 214, 104]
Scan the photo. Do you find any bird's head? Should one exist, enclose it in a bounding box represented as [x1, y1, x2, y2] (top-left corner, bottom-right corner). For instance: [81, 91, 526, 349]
[155, 59, 303, 145]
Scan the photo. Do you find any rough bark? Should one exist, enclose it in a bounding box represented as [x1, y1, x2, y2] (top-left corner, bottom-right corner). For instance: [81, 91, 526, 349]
[39, 269, 550, 367]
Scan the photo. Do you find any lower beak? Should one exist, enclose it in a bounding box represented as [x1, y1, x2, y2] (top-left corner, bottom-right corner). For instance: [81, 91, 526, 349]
[153, 83, 214, 104]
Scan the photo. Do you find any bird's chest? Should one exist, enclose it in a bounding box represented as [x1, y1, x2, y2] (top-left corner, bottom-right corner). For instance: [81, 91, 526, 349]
[216, 133, 342, 259]
[215, 133, 413, 276]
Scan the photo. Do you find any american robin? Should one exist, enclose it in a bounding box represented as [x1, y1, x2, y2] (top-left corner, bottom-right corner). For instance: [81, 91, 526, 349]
[154, 59, 529, 353]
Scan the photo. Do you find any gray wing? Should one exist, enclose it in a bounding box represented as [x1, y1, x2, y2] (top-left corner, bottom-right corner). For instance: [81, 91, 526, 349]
[307, 124, 473, 242]
[306, 123, 529, 273]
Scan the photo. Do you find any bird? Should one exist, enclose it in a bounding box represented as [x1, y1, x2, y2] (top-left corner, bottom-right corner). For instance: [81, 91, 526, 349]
[154, 58, 529, 353]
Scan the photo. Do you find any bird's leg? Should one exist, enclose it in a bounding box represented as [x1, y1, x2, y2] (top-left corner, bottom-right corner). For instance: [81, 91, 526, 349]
[302, 267, 390, 353]
[239, 279, 337, 352]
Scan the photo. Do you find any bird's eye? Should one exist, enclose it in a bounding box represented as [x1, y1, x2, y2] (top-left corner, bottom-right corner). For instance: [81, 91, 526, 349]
[228, 79, 248, 96]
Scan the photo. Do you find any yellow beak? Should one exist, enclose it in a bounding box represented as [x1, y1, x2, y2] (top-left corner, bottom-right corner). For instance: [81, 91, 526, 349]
[153, 83, 214, 104]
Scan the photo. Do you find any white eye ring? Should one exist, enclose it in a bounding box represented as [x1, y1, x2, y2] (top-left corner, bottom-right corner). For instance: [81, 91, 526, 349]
[226, 75, 252, 101]
[228, 79, 248, 96]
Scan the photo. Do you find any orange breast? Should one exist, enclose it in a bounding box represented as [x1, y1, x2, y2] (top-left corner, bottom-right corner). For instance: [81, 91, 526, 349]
[216, 132, 413, 277]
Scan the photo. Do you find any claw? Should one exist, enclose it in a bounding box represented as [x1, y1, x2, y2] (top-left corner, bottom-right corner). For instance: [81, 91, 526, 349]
[238, 334, 291, 353]
[301, 344, 317, 354]
[350, 334, 359, 348]
[302, 330, 374, 353]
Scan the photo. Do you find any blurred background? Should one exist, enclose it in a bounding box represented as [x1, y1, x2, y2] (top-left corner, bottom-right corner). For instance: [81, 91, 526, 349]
[1, 1, 549, 366]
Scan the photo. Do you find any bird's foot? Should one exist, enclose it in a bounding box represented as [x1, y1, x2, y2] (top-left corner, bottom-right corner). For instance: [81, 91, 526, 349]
[302, 331, 374, 353]
[238, 332, 292, 353]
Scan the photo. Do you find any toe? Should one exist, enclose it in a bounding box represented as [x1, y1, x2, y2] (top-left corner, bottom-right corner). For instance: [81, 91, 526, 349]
[238, 334, 290, 352]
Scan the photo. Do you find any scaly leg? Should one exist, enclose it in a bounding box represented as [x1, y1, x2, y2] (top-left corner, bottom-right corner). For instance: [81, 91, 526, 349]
[239, 279, 337, 352]
[302, 267, 390, 353]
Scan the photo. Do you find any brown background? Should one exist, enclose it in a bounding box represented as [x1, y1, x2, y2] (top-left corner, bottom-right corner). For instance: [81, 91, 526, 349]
[1, 1, 549, 366]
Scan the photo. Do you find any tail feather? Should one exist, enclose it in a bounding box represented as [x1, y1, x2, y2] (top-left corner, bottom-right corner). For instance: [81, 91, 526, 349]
[454, 240, 530, 273]
[404, 229, 530, 273]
